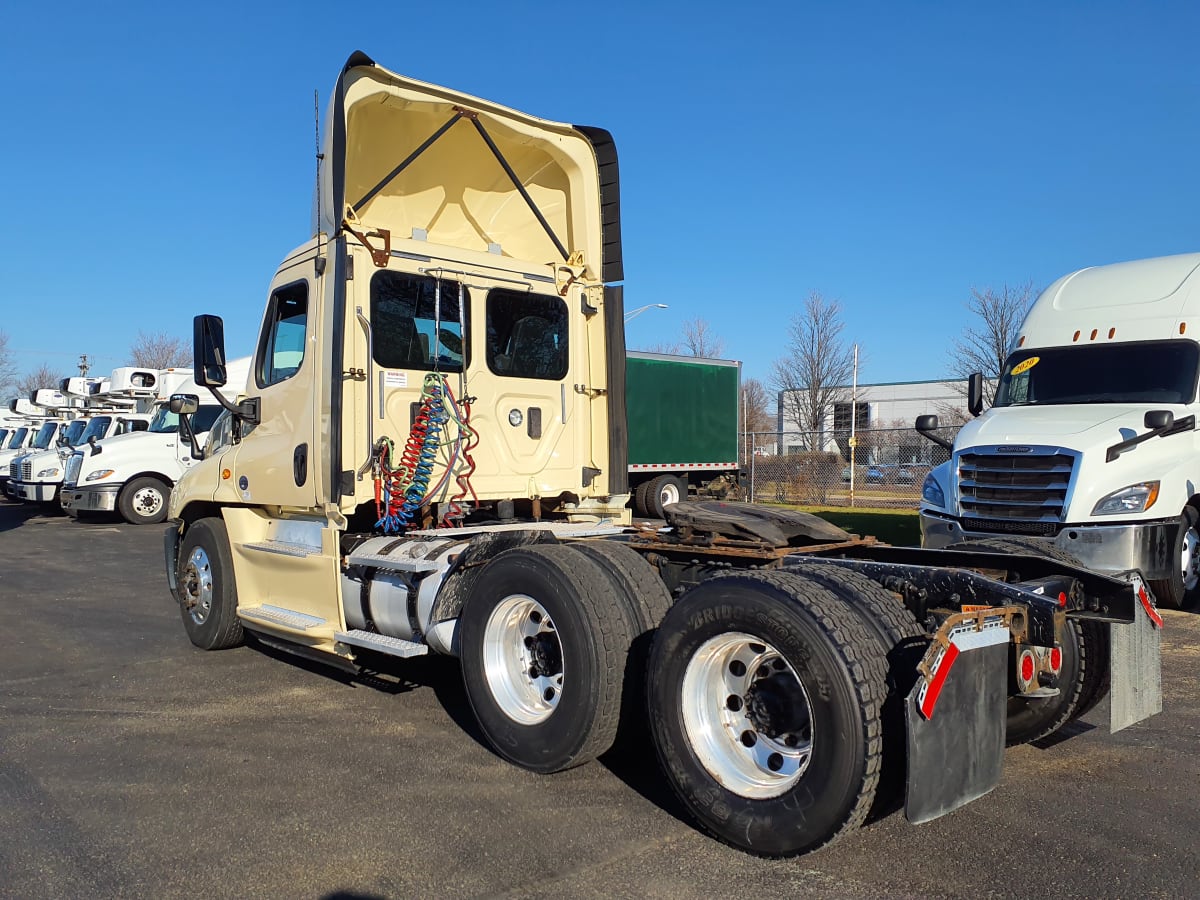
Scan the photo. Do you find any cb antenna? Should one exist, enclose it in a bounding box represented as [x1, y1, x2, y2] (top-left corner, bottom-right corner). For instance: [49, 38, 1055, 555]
[314, 90, 323, 245]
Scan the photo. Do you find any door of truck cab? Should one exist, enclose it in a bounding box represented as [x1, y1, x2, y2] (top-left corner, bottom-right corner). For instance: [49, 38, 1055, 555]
[221, 252, 319, 511]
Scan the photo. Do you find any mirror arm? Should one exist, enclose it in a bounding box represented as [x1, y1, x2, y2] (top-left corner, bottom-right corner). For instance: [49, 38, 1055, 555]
[1105, 416, 1194, 463]
[178, 411, 204, 461]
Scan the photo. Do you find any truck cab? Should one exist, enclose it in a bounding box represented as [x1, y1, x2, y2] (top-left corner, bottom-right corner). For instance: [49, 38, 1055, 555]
[919, 252, 1200, 609]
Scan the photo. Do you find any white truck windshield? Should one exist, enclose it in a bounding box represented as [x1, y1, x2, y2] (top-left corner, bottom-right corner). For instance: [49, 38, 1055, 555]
[148, 405, 224, 435]
[7, 427, 28, 449]
[78, 417, 113, 444]
[31, 422, 59, 449]
[995, 340, 1200, 407]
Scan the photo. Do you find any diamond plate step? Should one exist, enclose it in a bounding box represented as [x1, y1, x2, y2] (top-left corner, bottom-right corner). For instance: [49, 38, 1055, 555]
[345, 551, 441, 572]
[335, 629, 429, 658]
[240, 605, 327, 630]
[243, 540, 319, 558]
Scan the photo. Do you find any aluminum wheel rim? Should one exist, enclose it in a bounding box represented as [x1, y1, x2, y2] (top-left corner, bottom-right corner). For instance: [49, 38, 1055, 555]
[483, 595, 563, 725]
[133, 485, 164, 517]
[1182, 524, 1200, 592]
[681, 632, 814, 799]
[181, 546, 214, 625]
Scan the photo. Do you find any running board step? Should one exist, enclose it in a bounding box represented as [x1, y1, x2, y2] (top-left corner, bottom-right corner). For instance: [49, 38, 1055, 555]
[345, 551, 441, 573]
[243, 540, 320, 558]
[336, 629, 429, 658]
[240, 605, 327, 630]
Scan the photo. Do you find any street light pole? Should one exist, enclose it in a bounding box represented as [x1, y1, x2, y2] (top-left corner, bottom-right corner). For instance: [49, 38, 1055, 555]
[624, 303, 668, 322]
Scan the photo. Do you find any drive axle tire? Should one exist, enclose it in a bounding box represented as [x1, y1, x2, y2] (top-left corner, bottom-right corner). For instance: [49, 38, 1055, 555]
[459, 544, 633, 774]
[646, 570, 886, 857]
[177, 518, 244, 650]
[118, 476, 170, 525]
[1150, 507, 1200, 611]
[574, 540, 674, 738]
[782, 560, 924, 813]
[948, 538, 1109, 743]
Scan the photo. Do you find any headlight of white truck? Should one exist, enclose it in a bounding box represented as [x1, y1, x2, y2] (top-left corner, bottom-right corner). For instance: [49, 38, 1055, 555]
[85, 469, 115, 482]
[1092, 481, 1160, 515]
[36, 467, 60, 478]
[922, 472, 946, 508]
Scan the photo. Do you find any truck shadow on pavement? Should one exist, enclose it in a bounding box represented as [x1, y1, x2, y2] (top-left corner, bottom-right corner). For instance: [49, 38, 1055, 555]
[0, 502, 49, 533]
[246, 632, 693, 829]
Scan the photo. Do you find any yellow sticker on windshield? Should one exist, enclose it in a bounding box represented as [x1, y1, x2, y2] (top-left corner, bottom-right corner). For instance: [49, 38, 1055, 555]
[1011, 356, 1039, 376]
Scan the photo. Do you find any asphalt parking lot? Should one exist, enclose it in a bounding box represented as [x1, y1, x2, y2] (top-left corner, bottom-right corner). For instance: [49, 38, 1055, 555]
[2, 503, 1198, 899]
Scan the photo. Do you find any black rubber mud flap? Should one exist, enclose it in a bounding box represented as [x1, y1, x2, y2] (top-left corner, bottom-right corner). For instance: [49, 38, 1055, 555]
[904, 641, 1007, 824]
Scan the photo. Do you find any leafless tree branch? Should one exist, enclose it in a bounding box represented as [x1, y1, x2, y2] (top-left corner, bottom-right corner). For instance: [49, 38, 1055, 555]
[948, 282, 1036, 406]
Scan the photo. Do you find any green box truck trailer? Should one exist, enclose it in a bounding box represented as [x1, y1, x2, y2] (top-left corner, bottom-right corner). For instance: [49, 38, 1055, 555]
[626, 351, 741, 517]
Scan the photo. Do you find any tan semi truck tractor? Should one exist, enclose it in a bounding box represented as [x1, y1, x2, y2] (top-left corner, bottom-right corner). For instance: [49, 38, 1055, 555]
[164, 52, 1162, 858]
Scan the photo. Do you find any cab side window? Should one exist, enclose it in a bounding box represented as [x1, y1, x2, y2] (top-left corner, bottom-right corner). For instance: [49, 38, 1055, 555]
[486, 289, 568, 380]
[257, 281, 308, 387]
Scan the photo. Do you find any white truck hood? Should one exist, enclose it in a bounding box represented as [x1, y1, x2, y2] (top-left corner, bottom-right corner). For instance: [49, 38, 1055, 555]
[956, 403, 1150, 443]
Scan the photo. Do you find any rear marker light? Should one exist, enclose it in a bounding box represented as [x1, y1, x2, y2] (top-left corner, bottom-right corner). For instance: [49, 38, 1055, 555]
[1020, 652, 1035, 683]
[1058, 591, 1068, 608]
[1050, 646, 1062, 673]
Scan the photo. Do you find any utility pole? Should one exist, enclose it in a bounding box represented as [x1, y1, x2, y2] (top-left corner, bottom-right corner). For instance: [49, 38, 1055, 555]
[78, 354, 90, 376]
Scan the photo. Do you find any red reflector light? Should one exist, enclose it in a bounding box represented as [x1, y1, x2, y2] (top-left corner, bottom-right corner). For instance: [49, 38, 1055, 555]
[1050, 647, 1062, 672]
[1020, 652, 1035, 683]
[1058, 591, 1068, 608]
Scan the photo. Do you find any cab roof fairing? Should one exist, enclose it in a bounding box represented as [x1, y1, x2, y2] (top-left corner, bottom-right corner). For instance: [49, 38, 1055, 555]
[312, 52, 618, 284]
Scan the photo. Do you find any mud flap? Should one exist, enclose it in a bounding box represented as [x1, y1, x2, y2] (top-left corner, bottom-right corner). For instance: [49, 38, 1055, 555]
[904, 617, 1009, 825]
[1109, 575, 1163, 733]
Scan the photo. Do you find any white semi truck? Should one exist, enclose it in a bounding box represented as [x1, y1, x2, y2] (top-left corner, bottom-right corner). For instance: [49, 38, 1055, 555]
[161, 53, 1161, 858]
[9, 372, 156, 506]
[918, 252, 1200, 610]
[61, 362, 248, 524]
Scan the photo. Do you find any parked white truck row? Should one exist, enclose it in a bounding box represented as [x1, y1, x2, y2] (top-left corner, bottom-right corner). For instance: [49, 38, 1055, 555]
[3, 360, 248, 524]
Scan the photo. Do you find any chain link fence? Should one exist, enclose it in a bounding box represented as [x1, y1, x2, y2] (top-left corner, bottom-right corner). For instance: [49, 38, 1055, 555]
[740, 425, 962, 509]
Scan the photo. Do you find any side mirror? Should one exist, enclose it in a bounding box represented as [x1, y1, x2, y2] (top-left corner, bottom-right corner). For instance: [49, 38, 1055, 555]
[169, 393, 200, 415]
[968, 372, 984, 417]
[1144, 409, 1174, 430]
[194, 315, 228, 388]
[915, 413, 953, 451]
[88, 434, 102, 455]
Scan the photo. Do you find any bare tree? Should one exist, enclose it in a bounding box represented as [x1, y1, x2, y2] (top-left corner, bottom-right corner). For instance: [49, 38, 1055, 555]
[771, 292, 856, 451]
[681, 317, 725, 358]
[0, 331, 17, 398]
[16, 363, 66, 398]
[740, 377, 774, 464]
[129, 330, 192, 369]
[636, 340, 683, 355]
[949, 282, 1037, 406]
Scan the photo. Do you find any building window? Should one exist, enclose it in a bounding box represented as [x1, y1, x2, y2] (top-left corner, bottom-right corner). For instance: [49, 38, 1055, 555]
[832, 401, 869, 431]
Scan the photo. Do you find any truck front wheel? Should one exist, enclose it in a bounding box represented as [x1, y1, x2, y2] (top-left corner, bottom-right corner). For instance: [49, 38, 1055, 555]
[177, 518, 244, 650]
[119, 476, 170, 525]
[646, 571, 886, 857]
[1150, 507, 1200, 611]
[458, 544, 633, 773]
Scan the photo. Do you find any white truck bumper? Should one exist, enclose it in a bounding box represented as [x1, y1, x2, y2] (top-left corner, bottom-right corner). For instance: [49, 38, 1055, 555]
[13, 480, 60, 503]
[60, 484, 120, 515]
[920, 511, 1175, 582]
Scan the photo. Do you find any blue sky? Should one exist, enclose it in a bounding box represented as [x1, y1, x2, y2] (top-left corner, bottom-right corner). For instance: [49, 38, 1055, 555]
[2, 1, 1197, 392]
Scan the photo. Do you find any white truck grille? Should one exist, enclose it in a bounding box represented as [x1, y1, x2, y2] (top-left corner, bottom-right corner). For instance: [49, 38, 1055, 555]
[65, 454, 83, 487]
[19, 461, 32, 481]
[957, 446, 1077, 533]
